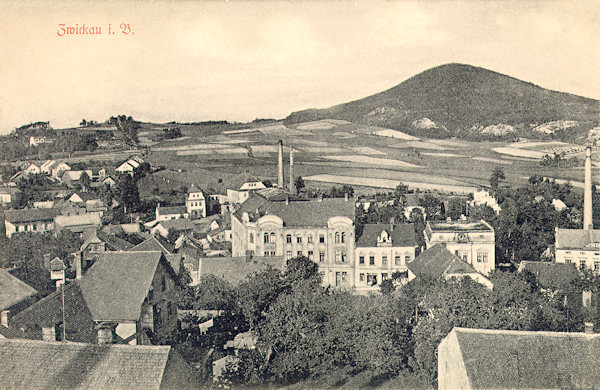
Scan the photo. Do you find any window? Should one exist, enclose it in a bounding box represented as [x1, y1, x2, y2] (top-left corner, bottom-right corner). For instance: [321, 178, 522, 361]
[462, 254, 468, 261]
[359, 256, 365, 265]
[319, 235, 325, 243]
[161, 275, 167, 292]
[367, 274, 378, 286]
[369, 256, 375, 265]
[308, 250, 314, 260]
[249, 233, 254, 243]
[405, 255, 411, 264]
[335, 250, 341, 263]
[319, 251, 325, 262]
[264, 233, 269, 243]
[382, 273, 388, 280]
[382, 256, 388, 266]
[455, 250, 459, 257]
[395, 256, 401, 266]
[341, 252, 347, 263]
[297, 251, 303, 257]
[297, 236, 302, 244]
[335, 232, 340, 243]
[264, 251, 269, 257]
[286, 234, 292, 244]
[307, 235, 313, 243]
[336, 271, 347, 286]
[341, 232, 346, 243]
[565, 259, 572, 264]
[359, 273, 365, 282]
[270, 251, 276, 257]
[286, 251, 293, 260]
[594, 261, 600, 271]
[270, 232, 275, 243]
[580, 260, 586, 270]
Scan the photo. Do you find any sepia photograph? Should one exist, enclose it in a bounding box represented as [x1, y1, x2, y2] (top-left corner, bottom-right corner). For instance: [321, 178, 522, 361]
[0, 0, 599, 388]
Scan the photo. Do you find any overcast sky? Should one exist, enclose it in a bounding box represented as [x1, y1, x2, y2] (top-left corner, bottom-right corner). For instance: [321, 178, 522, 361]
[0, 0, 598, 133]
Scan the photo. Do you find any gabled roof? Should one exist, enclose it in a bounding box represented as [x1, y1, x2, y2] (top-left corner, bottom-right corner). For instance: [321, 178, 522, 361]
[158, 205, 187, 216]
[518, 261, 579, 290]
[0, 339, 196, 389]
[235, 195, 355, 227]
[442, 327, 600, 389]
[199, 256, 286, 285]
[4, 208, 59, 223]
[555, 228, 600, 250]
[356, 223, 416, 247]
[407, 243, 478, 279]
[54, 213, 102, 229]
[188, 184, 203, 194]
[154, 218, 197, 233]
[0, 269, 37, 311]
[96, 231, 134, 251]
[77, 251, 165, 322]
[130, 236, 174, 255]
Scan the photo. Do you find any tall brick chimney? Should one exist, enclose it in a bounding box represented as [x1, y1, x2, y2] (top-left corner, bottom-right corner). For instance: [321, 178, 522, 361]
[289, 146, 294, 194]
[277, 140, 284, 189]
[584, 146, 593, 230]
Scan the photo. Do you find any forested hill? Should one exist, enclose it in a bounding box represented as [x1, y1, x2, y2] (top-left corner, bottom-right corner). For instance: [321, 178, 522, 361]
[286, 63, 599, 140]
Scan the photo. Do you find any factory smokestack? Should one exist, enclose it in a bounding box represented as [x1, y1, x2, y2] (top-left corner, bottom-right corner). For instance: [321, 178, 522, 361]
[277, 140, 284, 189]
[289, 147, 294, 194]
[584, 146, 593, 230]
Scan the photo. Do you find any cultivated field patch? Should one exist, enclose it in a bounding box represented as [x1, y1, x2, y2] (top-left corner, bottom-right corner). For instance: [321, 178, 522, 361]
[471, 157, 513, 165]
[372, 129, 420, 141]
[492, 147, 547, 159]
[321, 155, 421, 168]
[332, 132, 358, 139]
[296, 120, 339, 130]
[255, 124, 312, 137]
[301, 147, 347, 154]
[304, 174, 475, 194]
[389, 141, 448, 150]
[421, 152, 464, 158]
[350, 147, 385, 156]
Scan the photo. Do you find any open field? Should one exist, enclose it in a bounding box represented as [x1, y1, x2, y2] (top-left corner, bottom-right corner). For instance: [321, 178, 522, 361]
[472, 157, 513, 165]
[350, 147, 385, 155]
[390, 141, 449, 150]
[321, 155, 421, 168]
[372, 129, 419, 141]
[304, 174, 477, 194]
[422, 152, 465, 158]
[491, 147, 548, 159]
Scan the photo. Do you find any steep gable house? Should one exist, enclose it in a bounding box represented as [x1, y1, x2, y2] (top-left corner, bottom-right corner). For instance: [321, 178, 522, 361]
[11, 251, 179, 345]
[407, 243, 493, 289]
[0, 339, 200, 389]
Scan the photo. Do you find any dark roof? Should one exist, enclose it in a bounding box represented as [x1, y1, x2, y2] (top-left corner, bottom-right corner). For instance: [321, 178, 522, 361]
[407, 243, 478, 279]
[519, 261, 579, 290]
[155, 218, 198, 232]
[444, 327, 600, 389]
[427, 220, 493, 232]
[0, 269, 37, 311]
[96, 231, 135, 251]
[130, 236, 174, 254]
[164, 254, 182, 274]
[235, 195, 355, 227]
[158, 205, 187, 216]
[199, 256, 286, 285]
[4, 208, 59, 223]
[0, 338, 197, 389]
[555, 228, 600, 249]
[356, 223, 415, 247]
[78, 251, 165, 322]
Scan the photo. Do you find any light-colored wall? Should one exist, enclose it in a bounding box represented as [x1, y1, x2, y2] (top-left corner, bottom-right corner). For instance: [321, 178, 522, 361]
[426, 230, 495, 275]
[355, 245, 415, 293]
[556, 249, 600, 272]
[438, 330, 472, 390]
[116, 322, 138, 345]
[5, 220, 54, 238]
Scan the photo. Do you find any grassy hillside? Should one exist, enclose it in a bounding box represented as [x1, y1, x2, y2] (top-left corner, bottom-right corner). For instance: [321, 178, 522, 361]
[286, 63, 599, 140]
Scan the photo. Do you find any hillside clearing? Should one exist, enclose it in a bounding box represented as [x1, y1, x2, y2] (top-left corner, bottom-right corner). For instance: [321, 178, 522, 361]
[321, 155, 421, 168]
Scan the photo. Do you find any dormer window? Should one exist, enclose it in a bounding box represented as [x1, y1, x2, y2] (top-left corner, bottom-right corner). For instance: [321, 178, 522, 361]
[377, 230, 390, 243]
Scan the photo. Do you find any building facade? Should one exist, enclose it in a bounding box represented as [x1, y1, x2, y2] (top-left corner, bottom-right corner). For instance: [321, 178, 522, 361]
[231, 195, 356, 288]
[354, 223, 416, 293]
[186, 185, 206, 219]
[424, 219, 495, 275]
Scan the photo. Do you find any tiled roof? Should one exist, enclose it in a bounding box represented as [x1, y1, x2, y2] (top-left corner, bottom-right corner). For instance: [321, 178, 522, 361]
[54, 213, 102, 228]
[0, 269, 37, 311]
[444, 327, 600, 389]
[518, 261, 579, 290]
[199, 256, 286, 285]
[164, 254, 182, 274]
[158, 205, 187, 216]
[235, 195, 355, 227]
[130, 236, 174, 254]
[555, 228, 600, 249]
[96, 231, 135, 251]
[407, 243, 478, 279]
[155, 218, 197, 232]
[427, 219, 493, 232]
[355, 223, 416, 247]
[4, 208, 59, 223]
[78, 251, 164, 322]
[0, 339, 189, 389]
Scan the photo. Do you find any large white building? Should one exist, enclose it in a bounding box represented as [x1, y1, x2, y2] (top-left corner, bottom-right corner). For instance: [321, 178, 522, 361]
[186, 184, 206, 219]
[231, 194, 356, 288]
[424, 218, 495, 275]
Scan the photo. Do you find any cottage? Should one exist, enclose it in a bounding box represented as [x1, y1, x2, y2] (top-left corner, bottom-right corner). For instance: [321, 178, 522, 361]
[0, 187, 20, 206]
[11, 251, 180, 345]
[116, 155, 145, 175]
[0, 339, 200, 389]
[155, 204, 189, 221]
[4, 208, 59, 238]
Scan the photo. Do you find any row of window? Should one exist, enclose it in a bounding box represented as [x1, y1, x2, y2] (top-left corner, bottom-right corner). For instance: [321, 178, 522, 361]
[565, 259, 600, 271]
[17, 223, 52, 232]
[358, 255, 411, 266]
[258, 232, 348, 245]
[285, 250, 347, 263]
[454, 251, 489, 263]
[188, 201, 203, 207]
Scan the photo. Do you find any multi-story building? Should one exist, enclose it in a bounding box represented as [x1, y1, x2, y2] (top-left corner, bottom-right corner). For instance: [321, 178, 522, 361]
[186, 184, 206, 219]
[231, 194, 356, 288]
[424, 218, 495, 275]
[354, 223, 416, 293]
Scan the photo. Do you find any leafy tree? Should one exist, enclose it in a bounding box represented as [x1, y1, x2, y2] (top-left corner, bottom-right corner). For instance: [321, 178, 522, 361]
[445, 198, 465, 220]
[79, 171, 91, 192]
[284, 256, 321, 287]
[418, 194, 443, 219]
[236, 267, 288, 330]
[490, 166, 506, 192]
[190, 274, 237, 311]
[117, 174, 140, 211]
[295, 176, 305, 192]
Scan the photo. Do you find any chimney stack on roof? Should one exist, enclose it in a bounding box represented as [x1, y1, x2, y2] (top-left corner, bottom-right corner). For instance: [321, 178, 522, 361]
[1, 310, 10, 327]
[584, 146, 593, 230]
[277, 140, 284, 189]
